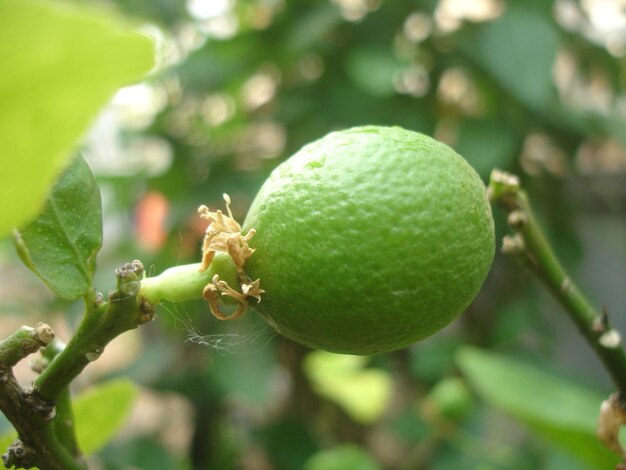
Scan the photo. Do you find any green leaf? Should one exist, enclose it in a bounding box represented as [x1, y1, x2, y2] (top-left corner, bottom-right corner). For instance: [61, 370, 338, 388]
[74, 379, 138, 455]
[457, 347, 619, 469]
[304, 444, 381, 470]
[461, 3, 559, 109]
[13, 156, 103, 300]
[0, 0, 153, 238]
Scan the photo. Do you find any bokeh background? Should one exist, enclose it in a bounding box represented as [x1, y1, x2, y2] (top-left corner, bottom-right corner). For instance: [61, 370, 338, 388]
[1, 0, 625, 468]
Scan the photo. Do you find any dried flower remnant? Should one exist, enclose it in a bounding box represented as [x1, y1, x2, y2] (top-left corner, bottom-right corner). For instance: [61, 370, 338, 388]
[198, 194, 264, 320]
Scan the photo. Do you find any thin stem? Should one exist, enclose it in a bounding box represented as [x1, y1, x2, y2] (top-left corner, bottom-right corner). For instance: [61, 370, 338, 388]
[139, 253, 240, 305]
[488, 170, 626, 397]
[54, 388, 81, 458]
[0, 324, 54, 370]
[38, 423, 85, 470]
[41, 340, 82, 460]
[0, 327, 84, 470]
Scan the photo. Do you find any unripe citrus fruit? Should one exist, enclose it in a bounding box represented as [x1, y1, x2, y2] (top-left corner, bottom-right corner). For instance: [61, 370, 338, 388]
[242, 126, 494, 355]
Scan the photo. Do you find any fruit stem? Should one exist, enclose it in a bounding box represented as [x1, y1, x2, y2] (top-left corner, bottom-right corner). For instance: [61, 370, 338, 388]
[488, 169, 626, 399]
[139, 252, 241, 305]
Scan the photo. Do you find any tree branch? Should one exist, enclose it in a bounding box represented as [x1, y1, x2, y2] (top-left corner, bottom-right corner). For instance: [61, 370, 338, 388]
[488, 169, 626, 395]
[0, 324, 54, 370]
[0, 325, 82, 470]
[488, 169, 626, 457]
[34, 260, 155, 400]
[0, 260, 155, 469]
[39, 340, 82, 460]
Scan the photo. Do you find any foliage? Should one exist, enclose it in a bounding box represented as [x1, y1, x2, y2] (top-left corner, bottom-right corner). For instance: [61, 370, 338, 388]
[457, 347, 619, 469]
[14, 156, 102, 300]
[0, 0, 625, 469]
[0, 0, 152, 237]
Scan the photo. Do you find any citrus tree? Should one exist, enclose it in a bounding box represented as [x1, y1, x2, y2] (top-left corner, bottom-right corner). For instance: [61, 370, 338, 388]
[1, 0, 625, 469]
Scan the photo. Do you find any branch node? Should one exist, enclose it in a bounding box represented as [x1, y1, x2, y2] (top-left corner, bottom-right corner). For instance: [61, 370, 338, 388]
[592, 308, 610, 334]
[2, 439, 37, 469]
[0, 324, 55, 370]
[94, 291, 106, 308]
[600, 330, 623, 349]
[29, 356, 50, 374]
[507, 210, 527, 229]
[559, 277, 572, 294]
[34, 323, 55, 346]
[488, 169, 520, 207]
[85, 349, 102, 362]
[501, 234, 525, 255]
[115, 260, 145, 298]
[599, 393, 626, 457]
[139, 298, 156, 324]
[23, 386, 56, 421]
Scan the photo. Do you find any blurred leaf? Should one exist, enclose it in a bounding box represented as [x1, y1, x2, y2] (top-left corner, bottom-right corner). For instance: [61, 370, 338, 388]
[544, 449, 595, 470]
[346, 47, 402, 98]
[619, 425, 626, 451]
[99, 435, 184, 470]
[285, 3, 342, 54]
[388, 410, 429, 443]
[425, 377, 473, 422]
[489, 294, 548, 349]
[178, 34, 256, 92]
[13, 156, 102, 300]
[431, 441, 539, 470]
[461, 3, 559, 109]
[457, 347, 619, 469]
[0, 431, 14, 469]
[0, 0, 153, 238]
[74, 378, 138, 455]
[409, 338, 459, 383]
[256, 418, 318, 470]
[304, 444, 381, 470]
[303, 351, 391, 424]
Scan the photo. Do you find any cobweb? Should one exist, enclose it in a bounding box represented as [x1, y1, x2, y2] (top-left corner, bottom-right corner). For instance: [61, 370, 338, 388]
[161, 301, 275, 356]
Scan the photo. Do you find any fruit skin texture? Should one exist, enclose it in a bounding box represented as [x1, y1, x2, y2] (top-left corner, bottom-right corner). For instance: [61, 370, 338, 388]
[242, 126, 494, 355]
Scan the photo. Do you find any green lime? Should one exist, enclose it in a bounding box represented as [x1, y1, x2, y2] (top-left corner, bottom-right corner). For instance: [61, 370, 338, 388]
[242, 126, 494, 355]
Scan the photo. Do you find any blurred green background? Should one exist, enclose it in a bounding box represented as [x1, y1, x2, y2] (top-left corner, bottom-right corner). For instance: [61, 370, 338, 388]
[1, 0, 625, 468]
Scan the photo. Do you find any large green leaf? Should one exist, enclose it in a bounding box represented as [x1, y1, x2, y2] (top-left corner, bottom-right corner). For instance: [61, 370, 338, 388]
[0, 379, 137, 467]
[457, 347, 619, 469]
[461, 3, 559, 109]
[13, 156, 102, 300]
[0, 0, 153, 237]
[73, 379, 138, 455]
